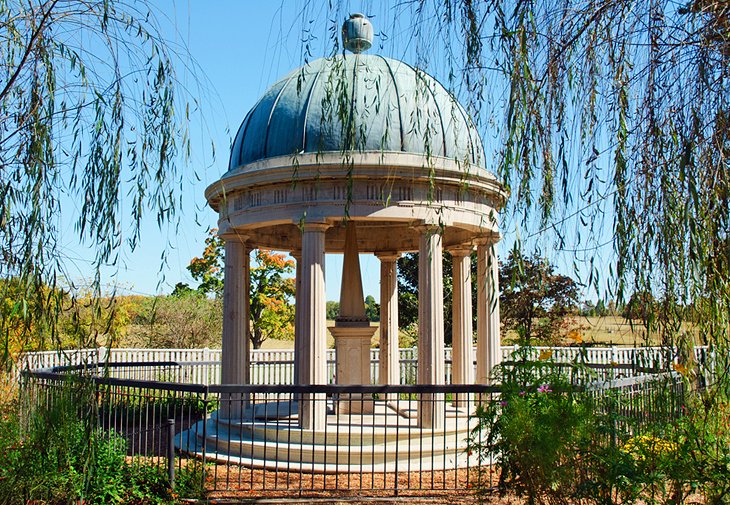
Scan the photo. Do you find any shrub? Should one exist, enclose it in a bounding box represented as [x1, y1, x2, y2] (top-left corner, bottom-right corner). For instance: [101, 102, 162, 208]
[135, 292, 222, 348]
[470, 345, 730, 505]
[470, 377, 597, 503]
[0, 381, 206, 504]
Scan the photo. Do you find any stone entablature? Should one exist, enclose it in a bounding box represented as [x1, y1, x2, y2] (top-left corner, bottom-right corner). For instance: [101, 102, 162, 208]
[206, 152, 506, 252]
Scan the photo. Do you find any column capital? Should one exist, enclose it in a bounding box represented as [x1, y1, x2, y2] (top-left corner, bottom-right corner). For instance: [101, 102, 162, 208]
[291, 249, 301, 260]
[301, 222, 331, 233]
[449, 245, 474, 257]
[412, 222, 443, 235]
[219, 231, 250, 244]
[475, 231, 501, 246]
[375, 251, 401, 262]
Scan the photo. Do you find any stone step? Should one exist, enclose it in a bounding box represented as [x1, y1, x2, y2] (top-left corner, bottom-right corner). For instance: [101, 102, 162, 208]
[175, 399, 482, 473]
[176, 420, 477, 473]
[205, 423, 470, 464]
[209, 399, 474, 447]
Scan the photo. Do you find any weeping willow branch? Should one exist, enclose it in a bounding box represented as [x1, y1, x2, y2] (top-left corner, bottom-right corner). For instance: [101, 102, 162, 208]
[0, 0, 197, 367]
[300, 1, 728, 352]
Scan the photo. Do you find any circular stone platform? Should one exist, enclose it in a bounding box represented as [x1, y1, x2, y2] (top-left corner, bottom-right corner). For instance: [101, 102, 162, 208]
[176, 399, 479, 473]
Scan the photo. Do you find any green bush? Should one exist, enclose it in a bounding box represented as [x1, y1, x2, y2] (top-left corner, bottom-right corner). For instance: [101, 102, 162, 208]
[470, 346, 730, 505]
[97, 386, 217, 421]
[470, 373, 597, 503]
[0, 383, 206, 504]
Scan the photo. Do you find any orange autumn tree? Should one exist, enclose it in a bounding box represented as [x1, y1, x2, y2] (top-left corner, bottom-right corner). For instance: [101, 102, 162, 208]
[249, 250, 295, 349]
[186, 230, 225, 297]
[187, 230, 295, 349]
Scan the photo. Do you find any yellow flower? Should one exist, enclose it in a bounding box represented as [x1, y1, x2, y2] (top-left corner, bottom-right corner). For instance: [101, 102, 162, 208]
[621, 435, 677, 461]
[672, 363, 689, 376]
[567, 330, 583, 343]
[539, 349, 554, 360]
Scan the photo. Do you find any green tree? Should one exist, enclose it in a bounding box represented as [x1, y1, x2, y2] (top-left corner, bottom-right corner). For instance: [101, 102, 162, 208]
[326, 301, 340, 320]
[580, 300, 596, 317]
[364, 295, 379, 322]
[499, 251, 580, 345]
[58, 293, 144, 350]
[622, 291, 657, 322]
[187, 240, 295, 349]
[136, 291, 222, 349]
[396, 253, 420, 331]
[398, 251, 582, 346]
[0, 0, 194, 366]
[397, 252, 458, 345]
[186, 229, 225, 297]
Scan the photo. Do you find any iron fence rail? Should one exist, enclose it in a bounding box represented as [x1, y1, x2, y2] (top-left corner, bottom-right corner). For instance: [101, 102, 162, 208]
[20, 360, 690, 499]
[21, 363, 500, 496]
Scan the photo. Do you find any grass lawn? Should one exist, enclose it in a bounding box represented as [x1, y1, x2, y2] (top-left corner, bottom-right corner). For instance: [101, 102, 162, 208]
[260, 321, 381, 349]
[126, 317, 694, 350]
[263, 316, 697, 349]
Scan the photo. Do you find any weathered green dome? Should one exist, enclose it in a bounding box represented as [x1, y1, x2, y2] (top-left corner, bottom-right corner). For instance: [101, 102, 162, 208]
[228, 54, 485, 171]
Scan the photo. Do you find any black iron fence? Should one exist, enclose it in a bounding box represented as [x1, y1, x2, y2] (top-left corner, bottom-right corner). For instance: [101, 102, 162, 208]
[20, 361, 688, 500]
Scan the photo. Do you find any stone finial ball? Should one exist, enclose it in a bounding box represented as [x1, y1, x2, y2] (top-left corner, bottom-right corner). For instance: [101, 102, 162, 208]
[342, 13, 373, 54]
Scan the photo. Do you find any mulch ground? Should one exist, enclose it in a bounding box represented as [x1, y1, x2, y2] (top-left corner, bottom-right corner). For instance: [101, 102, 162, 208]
[196, 463, 521, 504]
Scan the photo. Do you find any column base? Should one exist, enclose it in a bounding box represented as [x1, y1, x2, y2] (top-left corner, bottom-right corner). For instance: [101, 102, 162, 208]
[335, 393, 376, 415]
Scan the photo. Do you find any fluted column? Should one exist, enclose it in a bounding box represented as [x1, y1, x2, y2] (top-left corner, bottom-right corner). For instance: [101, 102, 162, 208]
[220, 235, 250, 419]
[292, 251, 302, 385]
[476, 238, 501, 385]
[298, 222, 329, 430]
[376, 252, 400, 391]
[450, 246, 474, 409]
[417, 226, 445, 429]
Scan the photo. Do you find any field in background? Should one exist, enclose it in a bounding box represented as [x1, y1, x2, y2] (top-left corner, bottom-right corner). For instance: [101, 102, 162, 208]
[259, 317, 671, 349]
[127, 317, 691, 350]
[576, 316, 648, 346]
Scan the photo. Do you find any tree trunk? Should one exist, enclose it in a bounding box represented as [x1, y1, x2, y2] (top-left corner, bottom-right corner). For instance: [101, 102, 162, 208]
[251, 326, 263, 349]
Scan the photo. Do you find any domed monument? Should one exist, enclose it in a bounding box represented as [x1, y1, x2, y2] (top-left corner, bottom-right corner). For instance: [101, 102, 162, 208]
[183, 14, 506, 471]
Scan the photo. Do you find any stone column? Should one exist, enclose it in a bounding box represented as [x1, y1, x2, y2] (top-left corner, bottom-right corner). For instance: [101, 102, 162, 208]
[298, 222, 329, 431]
[376, 252, 400, 394]
[220, 235, 250, 419]
[292, 251, 302, 385]
[450, 246, 474, 409]
[476, 238, 501, 385]
[417, 226, 445, 429]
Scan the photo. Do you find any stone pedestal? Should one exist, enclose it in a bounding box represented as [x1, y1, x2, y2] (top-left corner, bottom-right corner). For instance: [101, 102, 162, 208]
[332, 325, 378, 413]
[332, 222, 378, 413]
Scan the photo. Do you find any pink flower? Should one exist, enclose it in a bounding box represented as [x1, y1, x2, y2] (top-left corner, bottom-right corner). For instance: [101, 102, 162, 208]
[537, 384, 552, 394]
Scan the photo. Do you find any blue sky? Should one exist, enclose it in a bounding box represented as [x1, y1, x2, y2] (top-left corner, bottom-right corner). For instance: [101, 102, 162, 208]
[63, 2, 393, 301]
[60, 1, 612, 303]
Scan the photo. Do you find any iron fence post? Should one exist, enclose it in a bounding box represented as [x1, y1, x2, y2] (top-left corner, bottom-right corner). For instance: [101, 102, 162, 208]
[166, 418, 175, 489]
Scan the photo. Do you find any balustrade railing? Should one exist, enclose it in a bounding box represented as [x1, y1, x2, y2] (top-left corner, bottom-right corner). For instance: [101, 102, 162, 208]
[18, 345, 712, 386]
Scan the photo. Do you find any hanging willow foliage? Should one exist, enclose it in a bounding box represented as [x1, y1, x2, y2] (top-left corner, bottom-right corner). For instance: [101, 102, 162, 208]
[0, 0, 193, 367]
[297, 1, 728, 358]
[486, 0, 729, 355]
